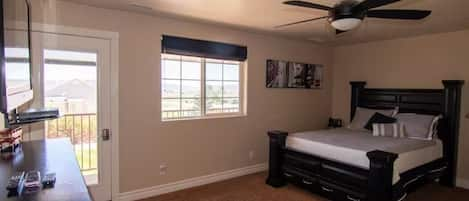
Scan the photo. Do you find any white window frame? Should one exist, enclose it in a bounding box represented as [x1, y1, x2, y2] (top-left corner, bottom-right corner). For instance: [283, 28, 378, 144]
[161, 54, 246, 121]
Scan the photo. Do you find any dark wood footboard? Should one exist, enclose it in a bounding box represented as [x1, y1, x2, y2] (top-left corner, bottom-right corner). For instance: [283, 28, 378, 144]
[266, 130, 398, 201]
[367, 150, 398, 201]
[266, 130, 288, 187]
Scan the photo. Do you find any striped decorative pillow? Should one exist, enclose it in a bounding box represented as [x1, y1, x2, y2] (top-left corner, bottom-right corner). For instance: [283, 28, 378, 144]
[372, 123, 406, 138]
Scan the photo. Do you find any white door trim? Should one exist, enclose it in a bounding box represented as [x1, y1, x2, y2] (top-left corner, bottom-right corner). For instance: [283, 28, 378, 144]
[8, 22, 120, 200]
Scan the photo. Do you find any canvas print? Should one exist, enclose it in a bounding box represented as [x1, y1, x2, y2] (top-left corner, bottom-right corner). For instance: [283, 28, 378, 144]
[305, 64, 323, 89]
[266, 60, 288, 88]
[287, 62, 307, 88]
[266, 59, 323, 89]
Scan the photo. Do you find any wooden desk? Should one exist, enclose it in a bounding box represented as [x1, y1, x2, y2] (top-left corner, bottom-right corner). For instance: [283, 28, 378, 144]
[0, 139, 92, 201]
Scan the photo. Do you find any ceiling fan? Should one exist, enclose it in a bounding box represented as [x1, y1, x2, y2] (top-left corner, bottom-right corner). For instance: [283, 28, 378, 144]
[276, 0, 432, 34]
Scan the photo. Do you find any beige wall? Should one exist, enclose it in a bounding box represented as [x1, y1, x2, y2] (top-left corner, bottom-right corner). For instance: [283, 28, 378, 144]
[29, 0, 333, 192]
[332, 29, 469, 181]
[20, 0, 469, 194]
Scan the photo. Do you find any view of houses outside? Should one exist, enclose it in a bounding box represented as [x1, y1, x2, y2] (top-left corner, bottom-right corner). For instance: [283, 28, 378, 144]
[43, 50, 98, 182]
[161, 55, 241, 120]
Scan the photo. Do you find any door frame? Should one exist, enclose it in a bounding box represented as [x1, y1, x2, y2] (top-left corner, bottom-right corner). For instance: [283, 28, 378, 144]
[7, 21, 120, 200]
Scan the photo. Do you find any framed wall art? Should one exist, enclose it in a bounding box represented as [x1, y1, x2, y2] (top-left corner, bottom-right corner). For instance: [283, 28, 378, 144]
[266, 59, 323, 89]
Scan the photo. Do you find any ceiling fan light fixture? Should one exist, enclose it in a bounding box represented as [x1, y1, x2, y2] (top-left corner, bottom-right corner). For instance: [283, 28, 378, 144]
[331, 18, 362, 31]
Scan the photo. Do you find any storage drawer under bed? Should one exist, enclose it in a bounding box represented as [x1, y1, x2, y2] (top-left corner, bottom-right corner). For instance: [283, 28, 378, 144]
[282, 150, 369, 201]
[283, 152, 321, 173]
[282, 167, 319, 191]
[318, 179, 367, 201]
[321, 162, 368, 189]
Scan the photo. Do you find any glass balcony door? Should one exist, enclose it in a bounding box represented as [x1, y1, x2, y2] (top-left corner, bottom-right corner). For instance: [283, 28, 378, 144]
[32, 32, 112, 201]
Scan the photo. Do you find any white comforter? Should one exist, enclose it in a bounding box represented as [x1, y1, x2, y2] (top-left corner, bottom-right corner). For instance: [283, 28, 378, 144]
[286, 128, 443, 184]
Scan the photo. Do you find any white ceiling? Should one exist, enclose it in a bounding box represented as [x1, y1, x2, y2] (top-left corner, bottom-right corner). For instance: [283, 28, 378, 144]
[60, 0, 469, 44]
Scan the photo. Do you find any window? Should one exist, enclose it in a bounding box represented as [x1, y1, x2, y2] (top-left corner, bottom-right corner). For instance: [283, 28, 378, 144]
[161, 54, 244, 120]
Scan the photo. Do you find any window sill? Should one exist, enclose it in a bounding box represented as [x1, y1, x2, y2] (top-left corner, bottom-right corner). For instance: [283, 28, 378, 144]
[162, 113, 247, 122]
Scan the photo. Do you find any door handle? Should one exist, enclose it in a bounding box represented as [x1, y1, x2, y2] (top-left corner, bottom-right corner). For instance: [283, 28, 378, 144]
[102, 129, 111, 141]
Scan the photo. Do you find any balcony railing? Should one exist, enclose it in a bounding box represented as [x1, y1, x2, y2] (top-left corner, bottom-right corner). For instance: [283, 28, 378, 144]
[45, 113, 97, 175]
[162, 108, 239, 120]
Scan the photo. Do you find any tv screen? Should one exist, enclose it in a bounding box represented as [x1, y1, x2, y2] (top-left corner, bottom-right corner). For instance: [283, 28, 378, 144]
[1, 0, 33, 113]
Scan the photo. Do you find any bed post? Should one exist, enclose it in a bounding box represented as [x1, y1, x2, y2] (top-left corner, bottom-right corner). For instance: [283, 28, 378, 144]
[350, 81, 367, 121]
[440, 80, 464, 187]
[367, 150, 398, 201]
[266, 130, 288, 187]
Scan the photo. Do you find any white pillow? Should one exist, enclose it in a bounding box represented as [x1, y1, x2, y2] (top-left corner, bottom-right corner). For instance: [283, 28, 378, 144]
[395, 113, 442, 140]
[348, 107, 398, 130]
[372, 123, 406, 138]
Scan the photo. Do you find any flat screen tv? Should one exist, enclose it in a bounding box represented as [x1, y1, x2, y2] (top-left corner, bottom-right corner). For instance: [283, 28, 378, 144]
[0, 0, 33, 113]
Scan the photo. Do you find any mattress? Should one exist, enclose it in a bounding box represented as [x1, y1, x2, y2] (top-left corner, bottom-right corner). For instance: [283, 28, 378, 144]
[285, 128, 443, 184]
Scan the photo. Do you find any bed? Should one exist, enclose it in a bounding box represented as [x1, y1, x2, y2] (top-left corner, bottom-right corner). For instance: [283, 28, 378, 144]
[266, 80, 464, 201]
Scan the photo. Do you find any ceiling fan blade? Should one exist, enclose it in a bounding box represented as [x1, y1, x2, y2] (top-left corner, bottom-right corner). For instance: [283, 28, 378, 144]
[355, 0, 400, 11]
[283, 1, 331, 11]
[275, 16, 329, 28]
[367, 9, 431, 20]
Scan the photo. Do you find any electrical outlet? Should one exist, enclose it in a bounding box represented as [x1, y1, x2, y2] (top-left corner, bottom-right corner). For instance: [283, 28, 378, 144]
[249, 151, 254, 160]
[160, 164, 167, 175]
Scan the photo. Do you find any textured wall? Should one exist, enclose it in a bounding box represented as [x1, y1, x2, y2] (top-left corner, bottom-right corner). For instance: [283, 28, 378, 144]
[28, 0, 333, 192]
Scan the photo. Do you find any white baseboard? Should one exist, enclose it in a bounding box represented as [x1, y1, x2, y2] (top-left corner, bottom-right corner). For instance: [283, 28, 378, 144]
[456, 178, 469, 190]
[118, 163, 268, 201]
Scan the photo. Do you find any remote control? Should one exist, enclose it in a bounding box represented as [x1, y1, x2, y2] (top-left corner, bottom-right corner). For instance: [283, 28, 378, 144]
[24, 171, 41, 188]
[6, 171, 25, 194]
[42, 173, 56, 188]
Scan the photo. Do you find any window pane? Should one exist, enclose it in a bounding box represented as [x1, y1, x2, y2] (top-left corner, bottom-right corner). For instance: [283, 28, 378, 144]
[182, 61, 200, 79]
[5, 47, 29, 58]
[43, 49, 99, 185]
[161, 54, 243, 120]
[162, 60, 180, 79]
[181, 98, 201, 118]
[224, 64, 239, 81]
[223, 81, 239, 98]
[162, 80, 180, 98]
[162, 98, 180, 111]
[45, 49, 96, 62]
[182, 98, 201, 110]
[162, 110, 180, 120]
[206, 98, 223, 114]
[181, 81, 200, 98]
[206, 81, 222, 98]
[206, 62, 222, 80]
[181, 110, 201, 118]
[223, 98, 240, 113]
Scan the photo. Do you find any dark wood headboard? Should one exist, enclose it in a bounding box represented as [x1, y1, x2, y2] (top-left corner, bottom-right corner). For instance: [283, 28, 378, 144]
[350, 80, 464, 187]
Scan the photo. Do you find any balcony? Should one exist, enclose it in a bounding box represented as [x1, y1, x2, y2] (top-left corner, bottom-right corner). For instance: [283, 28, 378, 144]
[162, 108, 239, 120]
[45, 113, 97, 184]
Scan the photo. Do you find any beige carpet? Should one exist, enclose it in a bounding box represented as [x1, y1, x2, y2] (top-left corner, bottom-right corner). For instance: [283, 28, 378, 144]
[140, 172, 469, 201]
